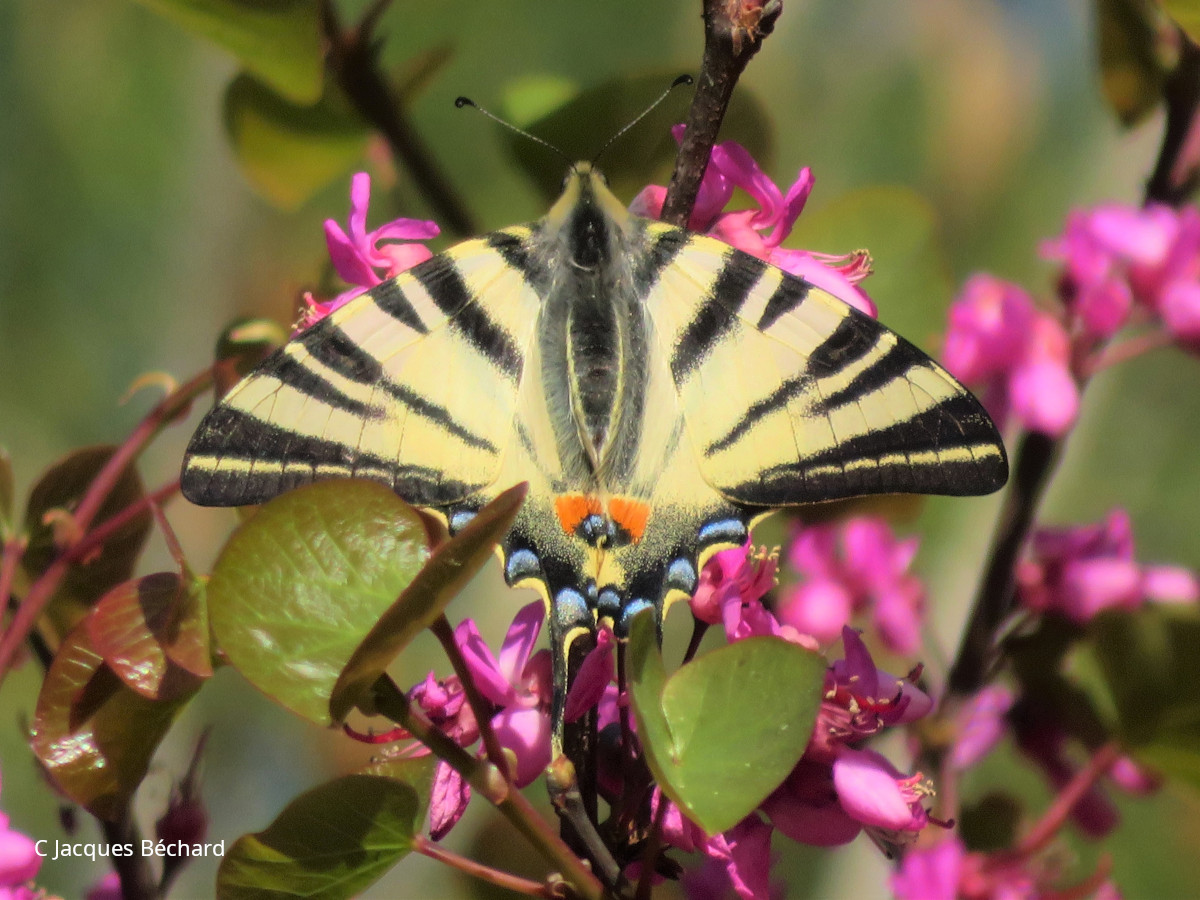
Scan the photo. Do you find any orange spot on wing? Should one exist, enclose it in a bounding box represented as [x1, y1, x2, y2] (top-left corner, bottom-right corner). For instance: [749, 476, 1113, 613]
[555, 493, 603, 535]
[608, 497, 650, 543]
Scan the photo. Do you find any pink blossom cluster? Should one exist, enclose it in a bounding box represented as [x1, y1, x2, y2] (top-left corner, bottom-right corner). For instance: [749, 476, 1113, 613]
[297, 172, 439, 329]
[942, 273, 1080, 438]
[1016, 509, 1199, 624]
[631, 125, 877, 317]
[776, 517, 926, 654]
[1043, 203, 1200, 349]
[891, 834, 1122, 900]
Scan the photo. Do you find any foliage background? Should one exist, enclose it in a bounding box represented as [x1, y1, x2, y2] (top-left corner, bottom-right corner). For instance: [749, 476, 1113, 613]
[0, 0, 1197, 896]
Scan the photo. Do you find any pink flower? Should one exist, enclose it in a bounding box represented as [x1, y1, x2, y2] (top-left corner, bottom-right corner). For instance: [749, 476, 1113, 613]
[777, 517, 926, 654]
[299, 172, 439, 328]
[1016, 509, 1199, 624]
[632, 127, 877, 316]
[86, 873, 123, 900]
[890, 836, 964, 900]
[563, 624, 616, 723]
[0, 770, 40, 895]
[948, 684, 1015, 771]
[942, 274, 1080, 437]
[1045, 202, 1200, 349]
[456, 601, 553, 787]
[808, 628, 931, 762]
[689, 541, 812, 646]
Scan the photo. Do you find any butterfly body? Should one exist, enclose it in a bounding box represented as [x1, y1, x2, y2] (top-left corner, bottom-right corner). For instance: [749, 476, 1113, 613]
[182, 162, 1007, 733]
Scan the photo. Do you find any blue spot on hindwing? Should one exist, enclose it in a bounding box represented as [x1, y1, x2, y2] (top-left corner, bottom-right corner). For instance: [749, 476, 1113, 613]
[617, 598, 655, 636]
[665, 558, 697, 593]
[698, 517, 747, 546]
[505, 549, 542, 583]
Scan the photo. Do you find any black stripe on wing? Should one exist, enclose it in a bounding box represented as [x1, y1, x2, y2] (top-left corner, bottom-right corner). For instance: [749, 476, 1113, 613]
[414, 256, 523, 381]
[670, 253, 767, 381]
[181, 406, 483, 507]
[756, 276, 811, 331]
[728, 396, 1008, 503]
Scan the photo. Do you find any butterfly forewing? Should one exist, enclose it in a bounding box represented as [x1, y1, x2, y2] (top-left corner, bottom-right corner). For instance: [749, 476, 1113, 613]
[639, 227, 1007, 505]
[181, 233, 543, 508]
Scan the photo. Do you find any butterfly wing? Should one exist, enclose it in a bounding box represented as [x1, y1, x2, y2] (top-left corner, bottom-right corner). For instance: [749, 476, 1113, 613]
[181, 233, 545, 508]
[639, 226, 1008, 505]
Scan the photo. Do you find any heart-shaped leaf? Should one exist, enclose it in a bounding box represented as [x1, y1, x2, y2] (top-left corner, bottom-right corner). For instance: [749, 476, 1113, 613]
[217, 774, 424, 899]
[628, 611, 825, 835]
[31, 622, 198, 820]
[207, 480, 429, 725]
[329, 484, 527, 722]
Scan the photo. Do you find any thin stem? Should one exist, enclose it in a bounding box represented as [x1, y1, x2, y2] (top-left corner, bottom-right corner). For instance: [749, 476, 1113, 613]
[319, 0, 476, 237]
[102, 806, 156, 900]
[1009, 742, 1121, 860]
[413, 835, 557, 898]
[1082, 327, 1176, 376]
[0, 537, 26, 633]
[429, 615, 510, 780]
[0, 371, 212, 684]
[1145, 34, 1200, 205]
[661, 0, 782, 227]
[371, 676, 605, 900]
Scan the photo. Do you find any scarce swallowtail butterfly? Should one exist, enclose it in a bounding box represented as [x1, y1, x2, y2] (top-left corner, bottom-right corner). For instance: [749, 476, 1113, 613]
[181, 161, 1008, 739]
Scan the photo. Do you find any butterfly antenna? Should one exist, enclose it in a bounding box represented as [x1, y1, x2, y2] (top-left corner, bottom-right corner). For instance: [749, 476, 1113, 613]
[591, 73, 694, 166]
[455, 96, 572, 165]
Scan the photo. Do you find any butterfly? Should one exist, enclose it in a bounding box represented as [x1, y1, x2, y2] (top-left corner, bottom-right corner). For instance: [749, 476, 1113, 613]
[181, 161, 1008, 747]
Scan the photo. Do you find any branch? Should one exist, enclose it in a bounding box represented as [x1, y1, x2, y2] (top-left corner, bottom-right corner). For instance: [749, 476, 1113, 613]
[944, 28, 1200, 700]
[320, 0, 477, 237]
[661, 0, 782, 227]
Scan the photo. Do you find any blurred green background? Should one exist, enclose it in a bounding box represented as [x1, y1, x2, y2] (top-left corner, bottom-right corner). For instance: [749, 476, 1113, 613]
[2, 0, 1199, 897]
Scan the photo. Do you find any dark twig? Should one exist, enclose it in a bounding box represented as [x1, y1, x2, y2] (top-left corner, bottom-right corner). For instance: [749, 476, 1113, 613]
[661, 0, 782, 227]
[319, 0, 476, 237]
[1146, 33, 1200, 205]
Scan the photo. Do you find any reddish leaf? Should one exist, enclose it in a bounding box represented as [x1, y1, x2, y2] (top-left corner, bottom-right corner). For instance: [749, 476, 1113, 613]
[31, 622, 199, 820]
[87, 572, 212, 700]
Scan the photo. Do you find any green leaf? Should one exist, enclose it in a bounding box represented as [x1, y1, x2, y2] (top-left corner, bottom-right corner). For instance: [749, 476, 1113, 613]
[207, 480, 429, 725]
[502, 72, 772, 205]
[1095, 0, 1169, 127]
[1087, 607, 1200, 747]
[627, 611, 825, 834]
[21, 445, 153, 634]
[224, 72, 371, 210]
[217, 774, 423, 899]
[131, 0, 323, 104]
[87, 572, 211, 699]
[30, 621, 197, 820]
[330, 483, 527, 722]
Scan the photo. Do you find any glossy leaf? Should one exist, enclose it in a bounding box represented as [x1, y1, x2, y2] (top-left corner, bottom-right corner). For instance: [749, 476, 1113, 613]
[627, 612, 825, 835]
[217, 774, 423, 899]
[31, 622, 198, 820]
[87, 572, 212, 699]
[22, 445, 152, 632]
[224, 73, 371, 210]
[329, 483, 527, 722]
[131, 0, 323, 104]
[1096, 0, 1168, 127]
[503, 72, 772, 204]
[207, 480, 430, 725]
